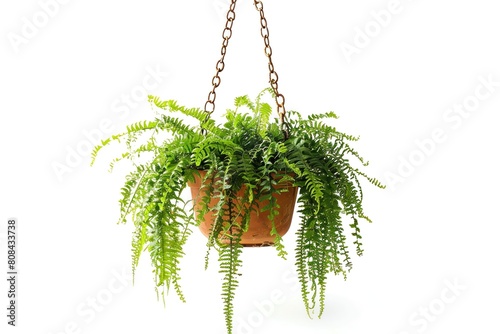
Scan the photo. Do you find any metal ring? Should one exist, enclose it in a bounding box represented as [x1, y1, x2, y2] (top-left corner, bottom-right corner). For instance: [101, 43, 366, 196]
[207, 91, 216, 103]
[269, 71, 278, 84]
[204, 101, 215, 114]
[223, 27, 232, 39]
[216, 60, 225, 71]
[275, 93, 285, 107]
[212, 76, 221, 87]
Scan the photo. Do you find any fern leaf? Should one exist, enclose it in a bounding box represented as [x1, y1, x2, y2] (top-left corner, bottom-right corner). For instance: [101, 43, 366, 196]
[234, 95, 255, 112]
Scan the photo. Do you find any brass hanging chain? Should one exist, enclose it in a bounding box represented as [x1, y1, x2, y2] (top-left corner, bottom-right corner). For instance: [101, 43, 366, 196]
[203, 0, 289, 138]
[253, 0, 289, 138]
[204, 0, 237, 119]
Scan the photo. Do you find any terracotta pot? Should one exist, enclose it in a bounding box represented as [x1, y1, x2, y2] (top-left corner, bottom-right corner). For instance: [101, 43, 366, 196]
[188, 170, 298, 247]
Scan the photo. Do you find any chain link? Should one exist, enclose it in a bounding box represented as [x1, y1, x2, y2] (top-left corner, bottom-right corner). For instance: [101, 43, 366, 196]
[253, 0, 289, 137]
[204, 0, 237, 121]
[203, 0, 289, 138]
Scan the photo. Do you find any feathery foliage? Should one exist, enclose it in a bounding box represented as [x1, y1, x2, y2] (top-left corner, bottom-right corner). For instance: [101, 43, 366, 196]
[92, 88, 384, 334]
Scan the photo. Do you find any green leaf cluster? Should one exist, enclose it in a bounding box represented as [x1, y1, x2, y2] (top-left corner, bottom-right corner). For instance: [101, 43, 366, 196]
[91, 88, 384, 334]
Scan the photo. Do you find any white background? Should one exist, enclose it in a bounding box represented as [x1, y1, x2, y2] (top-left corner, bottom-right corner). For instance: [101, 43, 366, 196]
[1, 0, 499, 333]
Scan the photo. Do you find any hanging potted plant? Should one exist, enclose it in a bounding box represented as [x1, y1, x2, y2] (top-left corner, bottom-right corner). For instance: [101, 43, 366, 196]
[91, 1, 384, 333]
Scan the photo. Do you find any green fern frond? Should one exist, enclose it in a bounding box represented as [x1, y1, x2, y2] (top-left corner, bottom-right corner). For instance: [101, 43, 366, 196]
[219, 240, 242, 334]
[90, 138, 111, 166]
[307, 111, 339, 121]
[157, 115, 198, 136]
[295, 218, 314, 318]
[257, 103, 272, 137]
[148, 95, 207, 123]
[126, 120, 158, 133]
[131, 217, 147, 284]
[117, 165, 149, 224]
[218, 198, 244, 334]
[148, 95, 169, 109]
[234, 95, 255, 112]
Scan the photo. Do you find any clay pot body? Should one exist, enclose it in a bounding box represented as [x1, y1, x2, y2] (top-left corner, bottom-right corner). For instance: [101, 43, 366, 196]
[188, 170, 298, 246]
